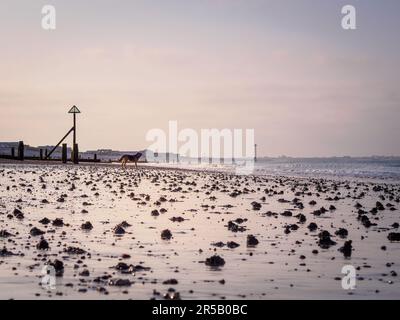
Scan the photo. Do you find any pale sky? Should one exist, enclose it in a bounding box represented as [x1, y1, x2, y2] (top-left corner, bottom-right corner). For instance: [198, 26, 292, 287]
[0, 0, 399, 157]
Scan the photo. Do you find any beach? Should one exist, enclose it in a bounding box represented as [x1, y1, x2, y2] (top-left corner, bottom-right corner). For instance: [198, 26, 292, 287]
[0, 160, 399, 300]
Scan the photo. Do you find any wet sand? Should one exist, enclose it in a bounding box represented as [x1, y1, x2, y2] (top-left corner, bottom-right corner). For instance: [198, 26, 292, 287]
[0, 161, 399, 300]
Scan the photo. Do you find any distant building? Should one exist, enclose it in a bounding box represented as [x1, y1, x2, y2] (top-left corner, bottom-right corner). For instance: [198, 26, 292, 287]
[80, 149, 149, 162]
[79, 149, 179, 163]
[0, 142, 18, 156]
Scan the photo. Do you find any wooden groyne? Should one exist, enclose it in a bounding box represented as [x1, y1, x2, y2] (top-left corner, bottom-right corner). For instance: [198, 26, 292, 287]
[0, 141, 100, 163]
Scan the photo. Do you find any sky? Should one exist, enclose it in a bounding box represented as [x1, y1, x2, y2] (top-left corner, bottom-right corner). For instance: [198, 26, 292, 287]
[0, 0, 399, 157]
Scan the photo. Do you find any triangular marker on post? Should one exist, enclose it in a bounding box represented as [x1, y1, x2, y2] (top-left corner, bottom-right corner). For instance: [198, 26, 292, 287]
[68, 106, 81, 114]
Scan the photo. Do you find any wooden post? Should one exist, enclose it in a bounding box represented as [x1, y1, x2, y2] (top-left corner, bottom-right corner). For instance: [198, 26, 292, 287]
[40, 149, 43, 160]
[166, 153, 169, 163]
[45, 149, 49, 159]
[73, 113, 76, 154]
[62, 144, 67, 163]
[94, 154, 97, 161]
[11, 147, 15, 158]
[17, 141, 24, 161]
[73, 143, 79, 164]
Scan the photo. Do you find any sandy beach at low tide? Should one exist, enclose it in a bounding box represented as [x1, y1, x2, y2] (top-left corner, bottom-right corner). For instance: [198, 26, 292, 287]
[0, 160, 399, 300]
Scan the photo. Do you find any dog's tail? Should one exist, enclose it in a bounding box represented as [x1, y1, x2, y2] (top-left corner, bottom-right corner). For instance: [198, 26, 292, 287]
[118, 155, 126, 162]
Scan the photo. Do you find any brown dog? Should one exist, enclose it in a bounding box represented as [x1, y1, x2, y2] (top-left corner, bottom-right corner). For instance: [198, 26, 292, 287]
[119, 153, 142, 169]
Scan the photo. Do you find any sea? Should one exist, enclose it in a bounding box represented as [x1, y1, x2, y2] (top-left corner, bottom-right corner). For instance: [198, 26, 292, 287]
[143, 157, 400, 182]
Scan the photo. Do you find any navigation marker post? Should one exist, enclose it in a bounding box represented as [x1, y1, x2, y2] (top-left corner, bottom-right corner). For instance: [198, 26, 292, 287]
[68, 106, 81, 164]
[45, 105, 81, 164]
